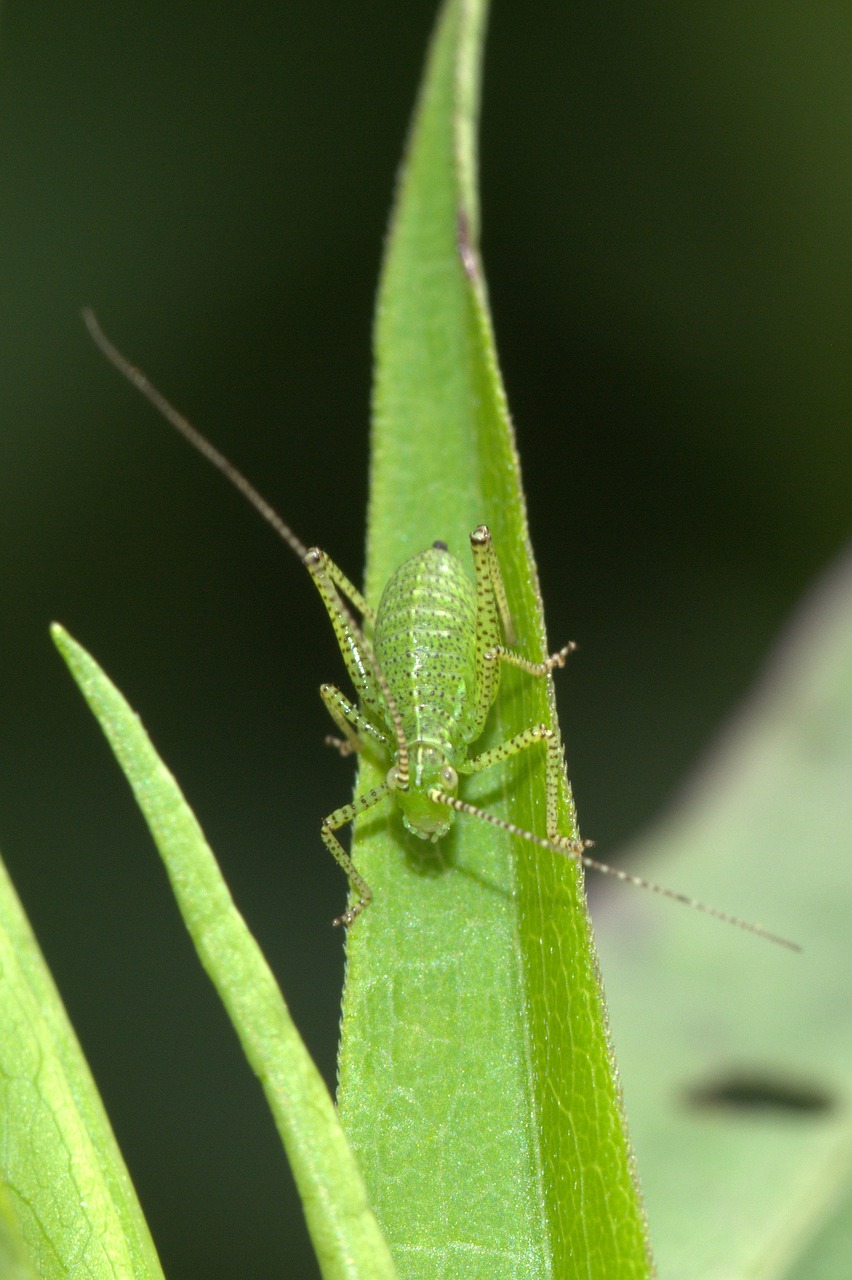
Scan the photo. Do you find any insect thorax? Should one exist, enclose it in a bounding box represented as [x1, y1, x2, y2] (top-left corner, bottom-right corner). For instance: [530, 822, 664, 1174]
[373, 545, 482, 757]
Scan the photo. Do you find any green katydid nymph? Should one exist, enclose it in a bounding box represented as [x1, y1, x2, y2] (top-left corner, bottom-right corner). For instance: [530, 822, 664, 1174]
[82, 310, 799, 950]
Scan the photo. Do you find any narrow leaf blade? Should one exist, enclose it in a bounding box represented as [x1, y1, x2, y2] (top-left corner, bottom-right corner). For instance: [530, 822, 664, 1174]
[0, 849, 164, 1280]
[337, 2, 652, 1276]
[52, 623, 397, 1280]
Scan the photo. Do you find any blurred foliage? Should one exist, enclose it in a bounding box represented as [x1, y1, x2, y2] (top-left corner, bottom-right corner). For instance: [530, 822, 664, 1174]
[596, 550, 852, 1277]
[0, 4, 849, 1278]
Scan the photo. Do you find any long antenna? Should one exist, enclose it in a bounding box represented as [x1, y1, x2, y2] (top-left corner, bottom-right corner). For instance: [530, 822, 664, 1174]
[82, 309, 411, 778]
[82, 308, 310, 560]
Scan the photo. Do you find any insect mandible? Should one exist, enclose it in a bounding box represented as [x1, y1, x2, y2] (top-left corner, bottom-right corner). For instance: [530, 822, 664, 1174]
[83, 311, 799, 949]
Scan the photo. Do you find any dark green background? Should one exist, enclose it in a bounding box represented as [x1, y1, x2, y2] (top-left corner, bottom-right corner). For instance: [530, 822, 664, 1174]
[1, 3, 848, 1277]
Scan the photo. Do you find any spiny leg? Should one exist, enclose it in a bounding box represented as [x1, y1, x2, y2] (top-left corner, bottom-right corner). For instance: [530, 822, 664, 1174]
[469, 524, 516, 645]
[469, 525, 575, 735]
[305, 547, 410, 789]
[320, 682, 390, 757]
[317, 555, 376, 630]
[467, 560, 577, 847]
[440, 728, 584, 900]
[485, 640, 577, 677]
[469, 525, 514, 737]
[304, 548, 380, 709]
[321, 778, 392, 926]
[80, 316, 414, 920]
[461, 722, 582, 850]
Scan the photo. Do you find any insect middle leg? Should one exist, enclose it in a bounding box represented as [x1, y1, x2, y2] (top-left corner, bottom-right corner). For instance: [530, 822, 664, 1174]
[469, 524, 516, 647]
[484, 641, 577, 678]
[321, 778, 393, 926]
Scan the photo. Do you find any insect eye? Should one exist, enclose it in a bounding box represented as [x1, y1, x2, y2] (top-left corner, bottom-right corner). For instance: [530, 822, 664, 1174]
[441, 765, 458, 790]
[386, 765, 401, 791]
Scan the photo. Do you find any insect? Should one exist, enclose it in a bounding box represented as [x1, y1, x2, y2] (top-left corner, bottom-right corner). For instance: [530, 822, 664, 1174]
[82, 310, 799, 949]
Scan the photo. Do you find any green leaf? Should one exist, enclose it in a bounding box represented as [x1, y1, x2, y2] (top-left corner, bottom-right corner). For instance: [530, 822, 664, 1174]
[0, 845, 164, 1280]
[337, 1, 652, 1277]
[51, 624, 397, 1280]
[594, 552, 852, 1278]
[0, 1157, 46, 1274]
[0, 1164, 46, 1280]
[785, 1177, 852, 1280]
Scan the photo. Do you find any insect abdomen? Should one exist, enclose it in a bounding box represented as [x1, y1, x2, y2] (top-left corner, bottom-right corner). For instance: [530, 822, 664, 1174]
[373, 546, 479, 752]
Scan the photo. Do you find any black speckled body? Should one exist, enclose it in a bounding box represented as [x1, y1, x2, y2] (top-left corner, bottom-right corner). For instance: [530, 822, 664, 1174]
[373, 545, 489, 765]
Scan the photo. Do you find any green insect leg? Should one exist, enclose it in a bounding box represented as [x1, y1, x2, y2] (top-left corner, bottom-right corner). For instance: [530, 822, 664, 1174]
[469, 524, 577, 745]
[320, 682, 390, 757]
[304, 548, 380, 712]
[469, 525, 515, 736]
[470, 523, 573, 714]
[321, 779, 392, 926]
[469, 524, 515, 640]
[485, 641, 577, 677]
[460, 723, 580, 851]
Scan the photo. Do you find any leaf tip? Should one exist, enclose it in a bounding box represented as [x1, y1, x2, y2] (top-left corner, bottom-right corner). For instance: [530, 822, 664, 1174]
[50, 623, 86, 682]
[50, 621, 72, 657]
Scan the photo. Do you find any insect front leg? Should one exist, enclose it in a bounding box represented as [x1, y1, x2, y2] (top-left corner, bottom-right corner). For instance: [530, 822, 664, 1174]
[321, 779, 393, 926]
[304, 548, 381, 712]
[320, 682, 390, 757]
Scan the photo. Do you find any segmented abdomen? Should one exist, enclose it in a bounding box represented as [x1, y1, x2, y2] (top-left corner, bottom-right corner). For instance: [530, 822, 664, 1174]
[373, 545, 478, 754]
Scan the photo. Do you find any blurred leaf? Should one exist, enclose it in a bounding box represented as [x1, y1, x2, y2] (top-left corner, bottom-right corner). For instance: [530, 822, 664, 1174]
[785, 1179, 852, 1280]
[0, 1180, 41, 1280]
[337, 1, 652, 1276]
[52, 624, 397, 1280]
[0, 848, 164, 1280]
[595, 548, 852, 1278]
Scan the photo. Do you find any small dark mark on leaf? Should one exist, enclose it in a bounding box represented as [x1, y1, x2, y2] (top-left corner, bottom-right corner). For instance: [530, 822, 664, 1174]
[685, 1071, 836, 1115]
